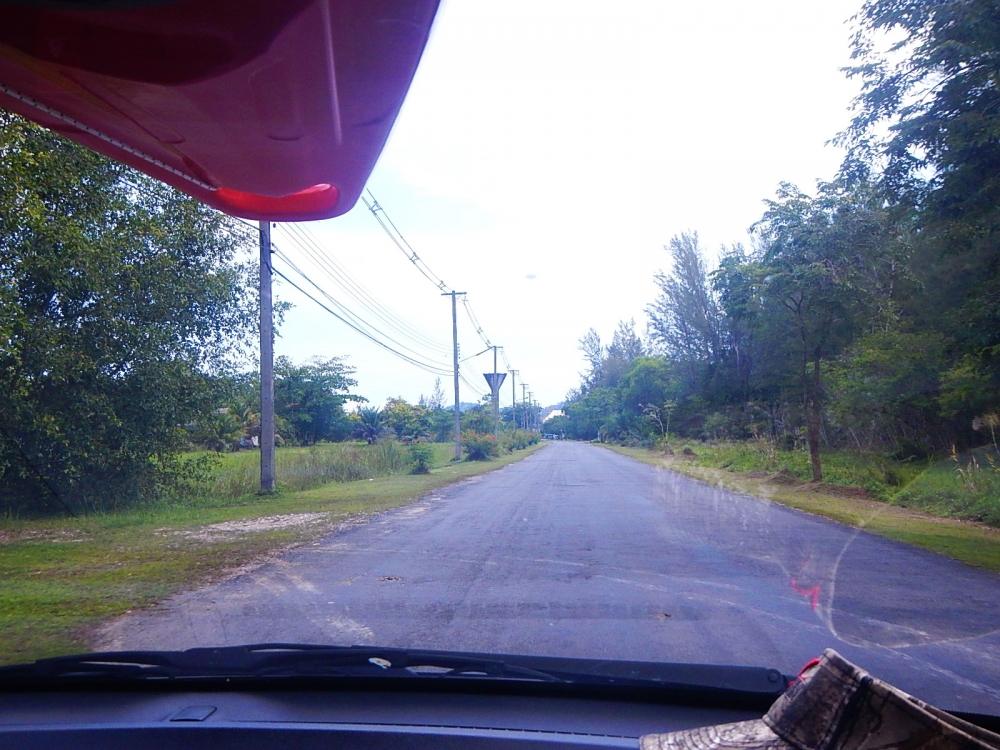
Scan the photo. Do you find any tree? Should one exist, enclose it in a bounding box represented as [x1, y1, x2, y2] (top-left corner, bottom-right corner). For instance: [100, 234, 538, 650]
[461, 401, 496, 434]
[826, 330, 946, 452]
[187, 407, 243, 453]
[0, 114, 256, 514]
[752, 181, 885, 480]
[355, 407, 385, 445]
[648, 232, 722, 366]
[382, 397, 430, 442]
[274, 357, 358, 445]
[841, 0, 1000, 433]
[578, 328, 604, 389]
[426, 378, 445, 411]
[542, 414, 570, 436]
[603, 319, 645, 387]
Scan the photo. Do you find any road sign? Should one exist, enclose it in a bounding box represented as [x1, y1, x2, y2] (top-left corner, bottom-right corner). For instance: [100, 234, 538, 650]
[483, 372, 507, 393]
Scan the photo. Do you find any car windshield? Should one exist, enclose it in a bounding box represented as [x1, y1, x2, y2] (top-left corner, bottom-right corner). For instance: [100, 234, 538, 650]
[1, 0, 999, 718]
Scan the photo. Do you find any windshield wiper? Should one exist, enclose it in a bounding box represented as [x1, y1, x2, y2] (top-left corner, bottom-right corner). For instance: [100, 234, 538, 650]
[0, 644, 566, 684]
[0, 643, 789, 702]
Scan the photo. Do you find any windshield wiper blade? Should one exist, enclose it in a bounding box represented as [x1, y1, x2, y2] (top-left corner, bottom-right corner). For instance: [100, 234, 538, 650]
[234, 644, 567, 682]
[0, 643, 789, 700]
[0, 644, 566, 684]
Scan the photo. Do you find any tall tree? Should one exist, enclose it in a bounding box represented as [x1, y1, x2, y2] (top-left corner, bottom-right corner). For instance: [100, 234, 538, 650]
[647, 232, 722, 366]
[578, 328, 604, 390]
[841, 0, 1000, 428]
[753, 182, 885, 480]
[0, 114, 256, 513]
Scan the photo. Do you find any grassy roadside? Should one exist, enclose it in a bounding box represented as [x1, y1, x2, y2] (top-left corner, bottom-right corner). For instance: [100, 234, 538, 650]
[0, 443, 543, 665]
[604, 445, 1000, 573]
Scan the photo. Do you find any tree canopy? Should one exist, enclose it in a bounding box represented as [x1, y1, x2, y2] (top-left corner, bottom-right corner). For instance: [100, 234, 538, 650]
[1, 114, 257, 513]
[557, 0, 1000, 478]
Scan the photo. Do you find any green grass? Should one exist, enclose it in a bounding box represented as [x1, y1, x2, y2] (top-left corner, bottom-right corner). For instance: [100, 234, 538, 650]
[0, 441, 542, 666]
[895, 447, 1000, 525]
[661, 439, 999, 524]
[186, 441, 414, 500]
[607, 444, 1000, 572]
[663, 440, 925, 498]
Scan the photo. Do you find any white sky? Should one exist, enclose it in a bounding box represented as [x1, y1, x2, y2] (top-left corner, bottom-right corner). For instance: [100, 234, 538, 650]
[273, 0, 862, 409]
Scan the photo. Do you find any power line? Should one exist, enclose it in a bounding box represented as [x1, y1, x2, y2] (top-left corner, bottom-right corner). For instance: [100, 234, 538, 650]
[460, 371, 487, 398]
[461, 345, 492, 363]
[274, 244, 453, 369]
[461, 296, 493, 348]
[279, 222, 451, 352]
[359, 189, 529, 401]
[362, 191, 450, 293]
[272, 242, 453, 371]
[276, 222, 452, 356]
[116, 174, 504, 400]
[272, 228, 492, 398]
[271, 249, 453, 377]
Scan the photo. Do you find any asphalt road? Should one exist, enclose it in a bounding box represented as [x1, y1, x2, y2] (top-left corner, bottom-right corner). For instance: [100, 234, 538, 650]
[98, 441, 1000, 713]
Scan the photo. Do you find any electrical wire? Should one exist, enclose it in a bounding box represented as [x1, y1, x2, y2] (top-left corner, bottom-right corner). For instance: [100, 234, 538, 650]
[270, 255, 453, 377]
[271, 243, 454, 371]
[460, 346, 491, 363]
[118, 172, 519, 401]
[359, 189, 525, 394]
[362, 191, 451, 293]
[460, 371, 487, 398]
[282, 221, 450, 352]
[272, 246, 490, 398]
[279, 223, 448, 353]
[461, 297, 492, 348]
[276, 222, 452, 356]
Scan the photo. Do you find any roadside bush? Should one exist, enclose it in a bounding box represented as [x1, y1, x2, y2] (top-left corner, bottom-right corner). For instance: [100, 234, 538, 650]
[463, 431, 499, 461]
[654, 436, 674, 454]
[409, 443, 433, 474]
[499, 429, 540, 453]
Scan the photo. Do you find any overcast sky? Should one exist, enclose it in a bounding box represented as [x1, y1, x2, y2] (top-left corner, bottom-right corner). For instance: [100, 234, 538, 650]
[272, 0, 863, 409]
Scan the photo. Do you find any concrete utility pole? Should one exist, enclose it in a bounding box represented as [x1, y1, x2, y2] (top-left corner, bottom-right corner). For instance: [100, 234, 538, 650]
[259, 220, 276, 492]
[509, 369, 518, 430]
[521, 383, 529, 430]
[442, 291, 466, 461]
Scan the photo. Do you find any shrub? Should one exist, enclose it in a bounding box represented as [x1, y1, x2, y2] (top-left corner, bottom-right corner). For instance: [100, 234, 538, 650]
[655, 436, 674, 455]
[409, 443, 433, 474]
[463, 431, 499, 460]
[499, 429, 540, 453]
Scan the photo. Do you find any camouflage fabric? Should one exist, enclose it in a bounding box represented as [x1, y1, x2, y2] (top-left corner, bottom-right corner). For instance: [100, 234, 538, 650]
[641, 650, 1000, 750]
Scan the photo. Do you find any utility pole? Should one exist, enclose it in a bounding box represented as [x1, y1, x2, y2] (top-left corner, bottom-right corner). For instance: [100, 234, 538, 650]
[521, 383, 529, 430]
[509, 369, 518, 430]
[529, 392, 535, 431]
[442, 291, 466, 461]
[259, 220, 275, 492]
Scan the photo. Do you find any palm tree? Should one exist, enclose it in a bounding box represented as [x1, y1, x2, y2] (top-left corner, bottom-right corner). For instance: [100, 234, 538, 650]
[356, 407, 384, 444]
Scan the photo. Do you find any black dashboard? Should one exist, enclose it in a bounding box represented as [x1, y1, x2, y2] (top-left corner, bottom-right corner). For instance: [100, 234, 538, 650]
[0, 684, 765, 749]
